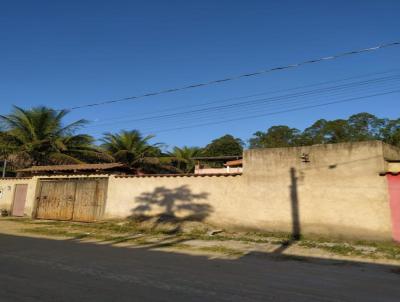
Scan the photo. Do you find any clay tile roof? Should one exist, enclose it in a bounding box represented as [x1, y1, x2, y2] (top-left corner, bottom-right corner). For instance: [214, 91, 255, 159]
[224, 159, 243, 167]
[191, 155, 242, 160]
[17, 163, 126, 172]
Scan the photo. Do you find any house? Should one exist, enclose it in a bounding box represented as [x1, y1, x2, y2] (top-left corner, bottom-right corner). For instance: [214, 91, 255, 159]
[224, 159, 243, 173]
[193, 156, 243, 174]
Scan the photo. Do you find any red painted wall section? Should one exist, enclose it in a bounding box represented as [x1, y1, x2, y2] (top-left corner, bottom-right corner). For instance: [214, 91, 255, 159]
[387, 175, 400, 242]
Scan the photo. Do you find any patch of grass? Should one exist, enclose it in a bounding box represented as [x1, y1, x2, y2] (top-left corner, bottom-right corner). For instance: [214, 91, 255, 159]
[299, 239, 400, 260]
[323, 245, 362, 256]
[245, 231, 294, 240]
[186, 228, 208, 237]
[21, 227, 89, 239]
[353, 240, 400, 260]
[300, 241, 370, 258]
[2, 217, 32, 223]
[168, 243, 193, 250]
[197, 245, 244, 257]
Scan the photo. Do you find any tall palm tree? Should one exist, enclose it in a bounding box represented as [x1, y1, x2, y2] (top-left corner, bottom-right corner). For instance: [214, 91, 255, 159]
[0, 106, 111, 167]
[169, 146, 203, 173]
[101, 130, 162, 168]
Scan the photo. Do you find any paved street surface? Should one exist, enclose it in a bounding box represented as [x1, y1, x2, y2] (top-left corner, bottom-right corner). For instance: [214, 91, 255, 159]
[0, 233, 399, 302]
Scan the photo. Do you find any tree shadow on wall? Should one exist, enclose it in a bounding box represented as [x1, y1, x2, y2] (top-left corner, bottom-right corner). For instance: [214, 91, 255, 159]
[130, 185, 212, 234]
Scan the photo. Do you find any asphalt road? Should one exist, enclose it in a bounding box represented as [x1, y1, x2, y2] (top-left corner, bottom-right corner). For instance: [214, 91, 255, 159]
[0, 233, 399, 302]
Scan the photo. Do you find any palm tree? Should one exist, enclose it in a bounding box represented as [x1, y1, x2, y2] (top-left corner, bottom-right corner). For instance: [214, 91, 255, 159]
[169, 146, 203, 173]
[100, 130, 162, 168]
[0, 106, 111, 167]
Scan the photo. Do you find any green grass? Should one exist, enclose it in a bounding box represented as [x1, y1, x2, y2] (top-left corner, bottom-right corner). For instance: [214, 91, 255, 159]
[10, 218, 400, 261]
[299, 240, 400, 260]
[196, 245, 244, 256]
[2, 217, 32, 223]
[299, 241, 362, 256]
[21, 227, 90, 239]
[168, 243, 193, 250]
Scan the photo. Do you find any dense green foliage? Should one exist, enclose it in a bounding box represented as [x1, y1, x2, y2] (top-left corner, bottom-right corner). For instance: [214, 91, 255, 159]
[202, 134, 244, 157]
[1, 107, 400, 174]
[100, 130, 161, 168]
[168, 146, 203, 173]
[249, 113, 400, 149]
[0, 106, 111, 168]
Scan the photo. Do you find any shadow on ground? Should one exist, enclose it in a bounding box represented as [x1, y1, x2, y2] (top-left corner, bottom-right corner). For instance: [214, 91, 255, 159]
[0, 232, 399, 302]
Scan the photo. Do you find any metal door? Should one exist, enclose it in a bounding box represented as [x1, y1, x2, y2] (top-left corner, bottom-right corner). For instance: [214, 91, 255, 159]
[12, 184, 28, 216]
[36, 180, 76, 220]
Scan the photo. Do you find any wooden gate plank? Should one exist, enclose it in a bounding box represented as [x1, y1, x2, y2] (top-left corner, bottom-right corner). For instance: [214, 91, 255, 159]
[36, 180, 76, 220]
[35, 178, 108, 222]
[35, 181, 51, 219]
[72, 179, 108, 222]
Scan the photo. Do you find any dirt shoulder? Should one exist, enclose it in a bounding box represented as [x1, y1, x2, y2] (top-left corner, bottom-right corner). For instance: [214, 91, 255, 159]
[1, 217, 400, 266]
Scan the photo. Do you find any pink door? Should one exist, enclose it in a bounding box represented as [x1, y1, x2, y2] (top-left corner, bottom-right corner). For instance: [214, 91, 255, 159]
[387, 175, 400, 242]
[12, 184, 28, 217]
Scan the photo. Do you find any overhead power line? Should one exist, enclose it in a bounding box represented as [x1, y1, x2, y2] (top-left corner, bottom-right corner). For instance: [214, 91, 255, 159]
[89, 68, 400, 124]
[140, 89, 400, 135]
[138, 86, 399, 133]
[85, 73, 400, 129]
[68, 40, 400, 110]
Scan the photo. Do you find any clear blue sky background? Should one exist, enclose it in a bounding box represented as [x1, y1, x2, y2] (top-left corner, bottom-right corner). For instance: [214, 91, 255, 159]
[1, 0, 399, 150]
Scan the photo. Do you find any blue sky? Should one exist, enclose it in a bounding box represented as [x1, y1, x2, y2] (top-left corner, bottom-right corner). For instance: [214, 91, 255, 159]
[1, 0, 399, 150]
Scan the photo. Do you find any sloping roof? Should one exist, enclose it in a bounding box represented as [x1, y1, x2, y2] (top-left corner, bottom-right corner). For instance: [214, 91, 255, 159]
[115, 172, 242, 178]
[17, 163, 126, 173]
[224, 159, 243, 167]
[191, 155, 242, 160]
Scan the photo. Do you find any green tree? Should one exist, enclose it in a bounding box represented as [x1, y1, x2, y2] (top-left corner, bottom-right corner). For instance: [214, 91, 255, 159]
[300, 119, 328, 145]
[168, 146, 203, 173]
[380, 118, 400, 147]
[0, 106, 110, 167]
[249, 112, 400, 149]
[101, 130, 162, 168]
[347, 112, 384, 141]
[300, 119, 353, 145]
[249, 126, 301, 148]
[322, 119, 352, 143]
[202, 134, 243, 156]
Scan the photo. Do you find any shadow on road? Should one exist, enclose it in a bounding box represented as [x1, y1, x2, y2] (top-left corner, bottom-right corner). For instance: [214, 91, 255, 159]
[0, 232, 399, 302]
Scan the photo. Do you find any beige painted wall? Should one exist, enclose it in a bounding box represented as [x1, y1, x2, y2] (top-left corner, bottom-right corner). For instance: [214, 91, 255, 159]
[242, 141, 391, 240]
[1, 141, 398, 241]
[0, 177, 37, 215]
[106, 141, 398, 241]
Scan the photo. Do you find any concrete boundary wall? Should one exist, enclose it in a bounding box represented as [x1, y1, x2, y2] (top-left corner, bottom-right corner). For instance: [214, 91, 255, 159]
[0, 178, 37, 215]
[0, 175, 111, 218]
[106, 141, 400, 241]
[1, 141, 400, 241]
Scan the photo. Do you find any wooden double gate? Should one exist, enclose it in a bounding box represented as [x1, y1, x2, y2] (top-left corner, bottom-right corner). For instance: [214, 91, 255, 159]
[35, 178, 108, 222]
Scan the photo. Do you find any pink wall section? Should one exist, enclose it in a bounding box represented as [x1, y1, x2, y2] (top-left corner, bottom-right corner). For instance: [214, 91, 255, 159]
[387, 175, 400, 242]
